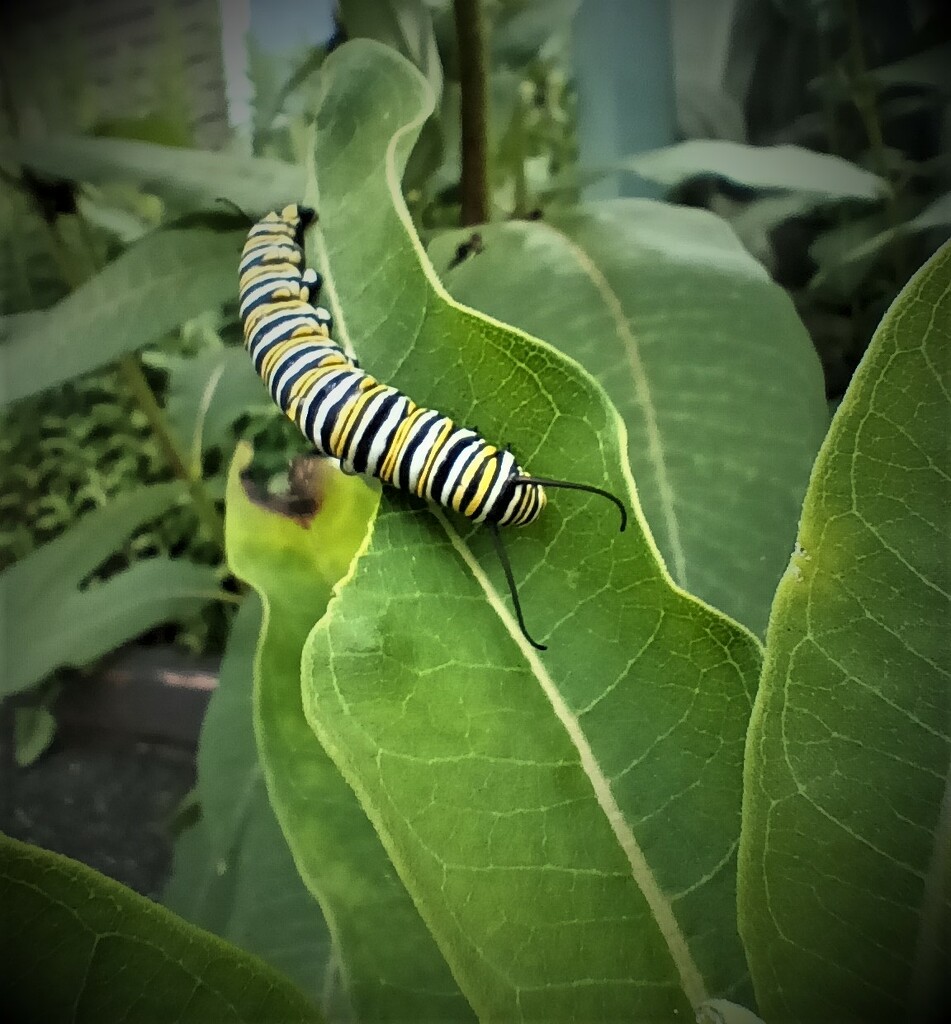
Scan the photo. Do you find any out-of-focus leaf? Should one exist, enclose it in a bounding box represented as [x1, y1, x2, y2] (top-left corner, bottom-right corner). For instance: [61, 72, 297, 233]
[491, 0, 580, 65]
[226, 444, 473, 1022]
[13, 701, 57, 767]
[909, 191, 951, 232]
[76, 192, 151, 244]
[0, 833, 321, 1023]
[7, 556, 221, 696]
[338, 0, 443, 101]
[810, 195, 951, 296]
[0, 181, 67, 313]
[431, 203, 828, 636]
[250, 43, 326, 147]
[293, 40, 762, 1021]
[0, 215, 246, 405]
[739, 243, 951, 1021]
[0, 482, 220, 694]
[2, 135, 302, 215]
[728, 192, 843, 264]
[867, 41, 951, 92]
[806, 210, 891, 297]
[93, 114, 193, 148]
[164, 596, 334, 1010]
[560, 141, 888, 199]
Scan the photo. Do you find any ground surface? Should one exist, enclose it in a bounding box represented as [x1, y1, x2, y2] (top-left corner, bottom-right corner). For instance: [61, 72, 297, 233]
[2, 646, 212, 900]
[3, 728, 196, 900]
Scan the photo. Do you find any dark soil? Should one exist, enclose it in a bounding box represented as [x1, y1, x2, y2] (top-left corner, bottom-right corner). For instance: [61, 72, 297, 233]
[1, 646, 213, 900]
[2, 724, 196, 901]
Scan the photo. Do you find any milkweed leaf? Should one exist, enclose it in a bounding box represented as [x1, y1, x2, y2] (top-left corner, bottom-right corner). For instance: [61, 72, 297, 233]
[164, 597, 334, 1010]
[4, 134, 302, 215]
[226, 444, 473, 1022]
[0, 217, 246, 405]
[268, 39, 763, 1021]
[0, 833, 321, 1023]
[738, 242, 951, 1021]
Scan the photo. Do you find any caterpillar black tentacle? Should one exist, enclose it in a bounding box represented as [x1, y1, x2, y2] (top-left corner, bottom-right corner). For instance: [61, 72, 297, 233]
[239, 203, 626, 649]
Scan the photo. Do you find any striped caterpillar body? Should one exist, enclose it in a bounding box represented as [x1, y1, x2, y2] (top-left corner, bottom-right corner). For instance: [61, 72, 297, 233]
[238, 203, 626, 649]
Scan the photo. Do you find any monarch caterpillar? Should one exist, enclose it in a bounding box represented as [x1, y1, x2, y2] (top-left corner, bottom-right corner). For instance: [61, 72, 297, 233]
[238, 203, 626, 649]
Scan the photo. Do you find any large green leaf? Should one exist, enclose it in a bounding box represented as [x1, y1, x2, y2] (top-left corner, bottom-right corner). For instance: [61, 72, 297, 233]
[0, 215, 246, 406]
[292, 40, 762, 1021]
[164, 596, 333, 1010]
[0, 832, 320, 1023]
[226, 444, 474, 1022]
[0, 482, 220, 694]
[429, 203, 829, 636]
[738, 243, 951, 1021]
[615, 141, 887, 199]
[3, 135, 302, 215]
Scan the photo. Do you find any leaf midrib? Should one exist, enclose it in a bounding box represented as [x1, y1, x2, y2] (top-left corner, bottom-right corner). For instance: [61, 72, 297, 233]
[529, 219, 688, 585]
[439, 512, 708, 1004]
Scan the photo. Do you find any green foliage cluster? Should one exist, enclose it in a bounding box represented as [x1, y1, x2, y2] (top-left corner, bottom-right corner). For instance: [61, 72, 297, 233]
[1, 3, 947, 1023]
[0, 74, 233, 656]
[748, 2, 950, 397]
[667, 2, 949, 398]
[548, 2, 949, 401]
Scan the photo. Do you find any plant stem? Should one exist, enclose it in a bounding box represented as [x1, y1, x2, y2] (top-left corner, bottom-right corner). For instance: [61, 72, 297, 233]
[843, 0, 906, 284]
[454, 0, 490, 225]
[511, 93, 529, 219]
[116, 354, 225, 547]
[815, 20, 843, 158]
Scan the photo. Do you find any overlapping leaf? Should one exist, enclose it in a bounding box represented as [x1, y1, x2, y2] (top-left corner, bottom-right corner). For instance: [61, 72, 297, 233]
[430, 203, 828, 635]
[165, 346, 272, 463]
[290, 40, 762, 1021]
[597, 140, 887, 199]
[3, 135, 302, 215]
[0, 215, 246, 405]
[738, 243, 951, 1021]
[0, 833, 320, 1023]
[339, 0, 443, 102]
[164, 597, 333, 1008]
[225, 445, 473, 1022]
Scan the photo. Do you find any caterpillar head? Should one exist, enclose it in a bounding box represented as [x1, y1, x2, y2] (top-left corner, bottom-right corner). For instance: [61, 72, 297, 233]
[484, 459, 547, 527]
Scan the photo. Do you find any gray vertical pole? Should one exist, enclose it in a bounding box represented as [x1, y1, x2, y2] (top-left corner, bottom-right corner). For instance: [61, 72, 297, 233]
[572, 0, 678, 199]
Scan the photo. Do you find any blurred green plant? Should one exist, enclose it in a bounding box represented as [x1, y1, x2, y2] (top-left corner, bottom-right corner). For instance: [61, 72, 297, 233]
[561, 0, 949, 398]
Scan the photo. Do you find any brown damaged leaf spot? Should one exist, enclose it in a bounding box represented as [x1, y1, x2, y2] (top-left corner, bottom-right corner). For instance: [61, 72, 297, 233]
[239, 454, 342, 527]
